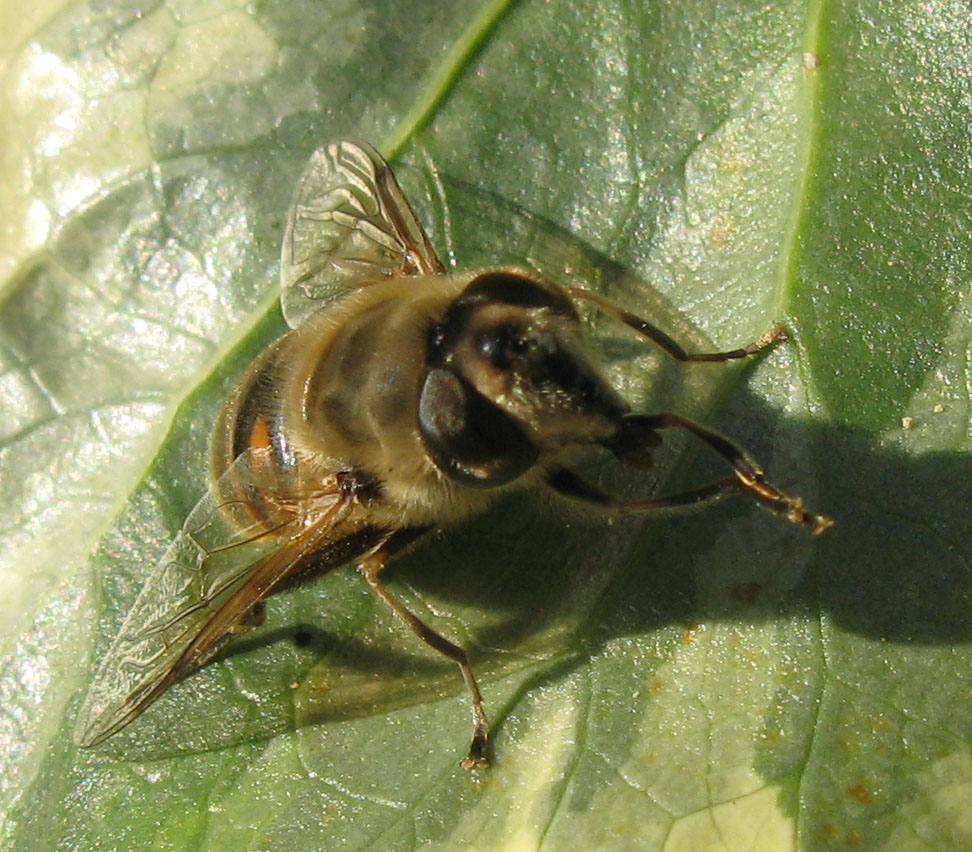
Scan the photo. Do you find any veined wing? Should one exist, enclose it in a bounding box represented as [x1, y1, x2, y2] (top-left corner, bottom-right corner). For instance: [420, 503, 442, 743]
[279, 139, 444, 329]
[74, 450, 355, 748]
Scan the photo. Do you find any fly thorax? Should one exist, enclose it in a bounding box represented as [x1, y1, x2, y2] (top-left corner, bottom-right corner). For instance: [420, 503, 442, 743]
[301, 298, 430, 475]
[418, 271, 630, 488]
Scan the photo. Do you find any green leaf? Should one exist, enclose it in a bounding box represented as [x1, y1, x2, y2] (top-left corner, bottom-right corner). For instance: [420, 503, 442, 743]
[2, 1, 969, 850]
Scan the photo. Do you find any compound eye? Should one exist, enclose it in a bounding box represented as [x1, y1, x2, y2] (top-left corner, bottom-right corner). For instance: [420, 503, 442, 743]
[477, 324, 527, 369]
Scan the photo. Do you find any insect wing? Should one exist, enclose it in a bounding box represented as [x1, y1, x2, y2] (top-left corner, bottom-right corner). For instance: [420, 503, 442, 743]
[75, 450, 350, 748]
[280, 139, 443, 328]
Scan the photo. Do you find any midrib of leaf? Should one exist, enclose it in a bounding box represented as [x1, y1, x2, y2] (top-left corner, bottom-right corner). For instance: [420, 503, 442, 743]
[782, 0, 830, 841]
[382, 0, 519, 158]
[775, 0, 825, 325]
[535, 669, 593, 850]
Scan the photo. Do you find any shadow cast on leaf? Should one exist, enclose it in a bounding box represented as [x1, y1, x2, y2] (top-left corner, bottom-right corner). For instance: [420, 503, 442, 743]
[87, 390, 969, 763]
[64, 168, 969, 762]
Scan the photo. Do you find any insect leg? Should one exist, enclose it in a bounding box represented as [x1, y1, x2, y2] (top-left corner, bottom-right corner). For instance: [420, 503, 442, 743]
[547, 466, 742, 511]
[566, 287, 785, 362]
[357, 529, 490, 769]
[631, 413, 831, 532]
[552, 412, 833, 534]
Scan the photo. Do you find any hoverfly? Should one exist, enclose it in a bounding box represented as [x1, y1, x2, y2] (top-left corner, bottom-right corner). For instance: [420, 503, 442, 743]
[75, 139, 831, 768]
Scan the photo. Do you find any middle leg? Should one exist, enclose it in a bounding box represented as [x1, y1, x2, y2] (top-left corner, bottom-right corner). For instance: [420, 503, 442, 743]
[356, 528, 490, 769]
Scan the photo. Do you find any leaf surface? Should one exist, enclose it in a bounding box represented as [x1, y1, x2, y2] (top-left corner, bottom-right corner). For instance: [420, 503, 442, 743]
[1, 1, 969, 850]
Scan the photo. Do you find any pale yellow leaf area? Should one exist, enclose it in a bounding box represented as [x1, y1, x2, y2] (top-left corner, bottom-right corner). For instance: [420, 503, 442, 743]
[0, 0, 278, 281]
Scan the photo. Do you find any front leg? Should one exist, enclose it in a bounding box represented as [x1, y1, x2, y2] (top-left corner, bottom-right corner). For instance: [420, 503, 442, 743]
[554, 412, 833, 533]
[566, 287, 786, 362]
[547, 466, 742, 512]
